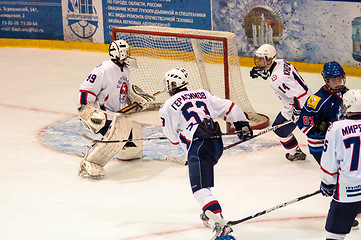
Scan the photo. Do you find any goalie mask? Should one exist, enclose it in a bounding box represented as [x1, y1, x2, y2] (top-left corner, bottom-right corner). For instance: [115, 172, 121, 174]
[109, 39, 130, 62]
[322, 61, 346, 93]
[164, 67, 189, 96]
[254, 44, 277, 70]
[342, 89, 361, 116]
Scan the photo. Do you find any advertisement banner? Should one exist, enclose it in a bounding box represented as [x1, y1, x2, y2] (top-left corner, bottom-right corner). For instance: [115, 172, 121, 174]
[102, 0, 212, 43]
[212, 0, 361, 65]
[61, 0, 104, 43]
[0, 0, 360, 66]
[0, 0, 62, 40]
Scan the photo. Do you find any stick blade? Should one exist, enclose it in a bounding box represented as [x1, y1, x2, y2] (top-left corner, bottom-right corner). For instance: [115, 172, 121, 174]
[205, 210, 229, 226]
[165, 156, 187, 165]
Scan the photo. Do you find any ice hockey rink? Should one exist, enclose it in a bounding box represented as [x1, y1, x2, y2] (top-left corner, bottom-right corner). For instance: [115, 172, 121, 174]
[1, 47, 360, 240]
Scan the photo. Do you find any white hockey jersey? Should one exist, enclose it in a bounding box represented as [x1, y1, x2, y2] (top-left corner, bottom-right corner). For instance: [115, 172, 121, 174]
[78, 60, 130, 120]
[268, 59, 311, 120]
[159, 89, 249, 152]
[320, 119, 361, 202]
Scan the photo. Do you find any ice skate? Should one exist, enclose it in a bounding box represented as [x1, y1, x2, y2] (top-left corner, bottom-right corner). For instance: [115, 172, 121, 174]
[286, 147, 306, 161]
[211, 222, 237, 240]
[78, 158, 105, 179]
[352, 219, 359, 230]
[200, 212, 211, 228]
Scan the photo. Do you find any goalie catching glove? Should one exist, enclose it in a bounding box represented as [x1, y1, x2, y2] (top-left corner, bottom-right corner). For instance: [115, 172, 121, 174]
[128, 84, 155, 111]
[233, 121, 253, 141]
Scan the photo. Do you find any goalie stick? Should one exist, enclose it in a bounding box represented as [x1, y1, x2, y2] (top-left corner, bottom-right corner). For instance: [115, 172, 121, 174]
[223, 120, 294, 150]
[79, 132, 168, 142]
[205, 190, 321, 226]
[86, 88, 166, 117]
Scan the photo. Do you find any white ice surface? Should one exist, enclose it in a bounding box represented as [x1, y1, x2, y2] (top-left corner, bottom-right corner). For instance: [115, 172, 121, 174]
[0, 47, 360, 240]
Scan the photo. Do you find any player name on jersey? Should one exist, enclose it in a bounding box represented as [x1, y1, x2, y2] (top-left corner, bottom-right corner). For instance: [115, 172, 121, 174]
[171, 91, 207, 110]
[341, 123, 361, 136]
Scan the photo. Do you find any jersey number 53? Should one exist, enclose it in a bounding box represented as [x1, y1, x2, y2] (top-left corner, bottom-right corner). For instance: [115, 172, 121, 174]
[182, 101, 210, 125]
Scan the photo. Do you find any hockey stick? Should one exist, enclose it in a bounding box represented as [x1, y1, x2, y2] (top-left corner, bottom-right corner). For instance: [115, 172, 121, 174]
[85, 88, 166, 117]
[223, 120, 294, 150]
[205, 190, 321, 226]
[165, 156, 188, 165]
[81, 120, 293, 144]
[80, 132, 240, 143]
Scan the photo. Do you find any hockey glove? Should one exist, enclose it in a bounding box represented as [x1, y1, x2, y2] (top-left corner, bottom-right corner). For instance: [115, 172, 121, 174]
[292, 107, 301, 121]
[309, 122, 330, 137]
[320, 182, 335, 197]
[78, 102, 106, 134]
[291, 97, 302, 121]
[250, 67, 269, 80]
[233, 121, 253, 141]
[317, 122, 330, 136]
[128, 84, 155, 111]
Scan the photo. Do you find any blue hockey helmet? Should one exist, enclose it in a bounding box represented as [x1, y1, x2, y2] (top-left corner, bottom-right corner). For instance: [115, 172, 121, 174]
[321, 61, 345, 79]
[321, 61, 346, 93]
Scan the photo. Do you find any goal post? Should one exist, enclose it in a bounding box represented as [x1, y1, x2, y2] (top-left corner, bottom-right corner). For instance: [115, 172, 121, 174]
[112, 26, 269, 131]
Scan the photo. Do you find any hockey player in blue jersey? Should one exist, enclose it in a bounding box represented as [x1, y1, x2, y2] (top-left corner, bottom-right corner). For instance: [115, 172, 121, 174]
[320, 89, 361, 239]
[297, 61, 348, 164]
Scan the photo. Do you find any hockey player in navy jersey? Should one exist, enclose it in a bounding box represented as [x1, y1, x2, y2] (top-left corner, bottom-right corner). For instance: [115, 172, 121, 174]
[320, 89, 361, 239]
[77, 39, 154, 178]
[159, 67, 253, 240]
[297, 61, 348, 164]
[250, 44, 311, 161]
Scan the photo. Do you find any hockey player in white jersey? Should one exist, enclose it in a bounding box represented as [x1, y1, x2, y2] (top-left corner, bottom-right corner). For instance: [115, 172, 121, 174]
[77, 39, 154, 178]
[320, 89, 361, 239]
[159, 67, 253, 240]
[250, 44, 311, 161]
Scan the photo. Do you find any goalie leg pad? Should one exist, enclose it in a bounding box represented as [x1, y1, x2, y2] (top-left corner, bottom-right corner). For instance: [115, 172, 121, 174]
[115, 121, 143, 160]
[82, 115, 132, 168]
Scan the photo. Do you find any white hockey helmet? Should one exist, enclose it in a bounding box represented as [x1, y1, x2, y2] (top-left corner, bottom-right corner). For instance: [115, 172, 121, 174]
[342, 89, 361, 115]
[108, 39, 130, 61]
[164, 67, 189, 96]
[255, 44, 277, 69]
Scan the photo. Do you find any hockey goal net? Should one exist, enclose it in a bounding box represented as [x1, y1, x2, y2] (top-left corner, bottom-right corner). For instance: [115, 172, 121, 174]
[112, 26, 269, 130]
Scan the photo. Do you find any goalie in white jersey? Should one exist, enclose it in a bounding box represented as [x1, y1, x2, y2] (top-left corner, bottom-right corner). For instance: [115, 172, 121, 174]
[159, 67, 253, 240]
[320, 89, 361, 240]
[77, 39, 154, 178]
[250, 44, 311, 161]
